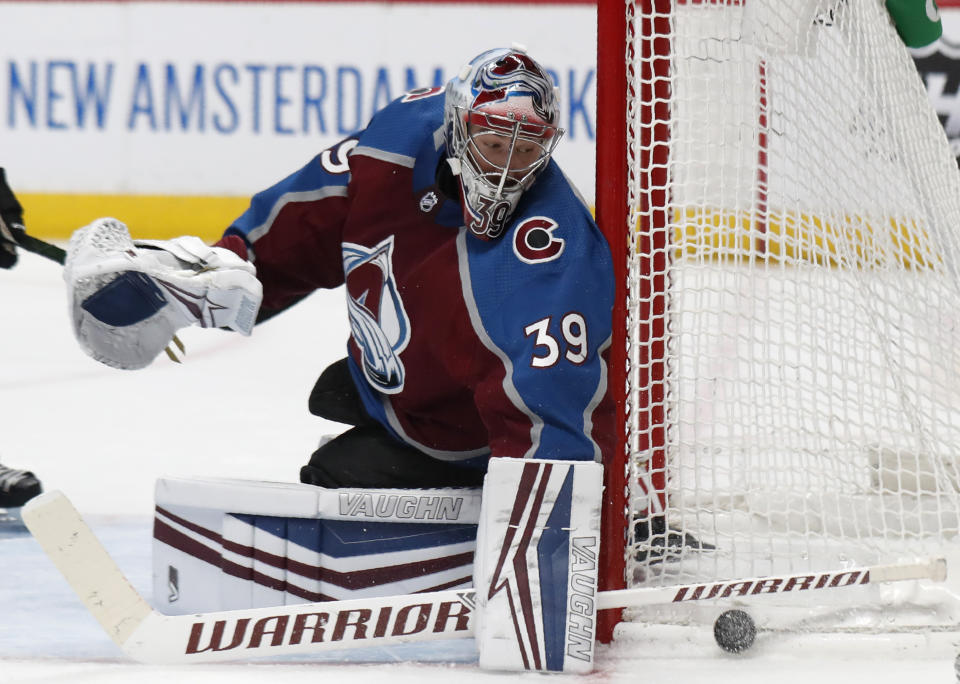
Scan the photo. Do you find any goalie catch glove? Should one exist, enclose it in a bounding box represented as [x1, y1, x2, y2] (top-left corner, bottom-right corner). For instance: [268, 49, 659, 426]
[65, 217, 263, 370]
[0, 168, 25, 269]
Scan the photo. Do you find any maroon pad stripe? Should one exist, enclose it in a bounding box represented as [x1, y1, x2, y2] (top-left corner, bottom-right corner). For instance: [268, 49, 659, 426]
[155, 514, 475, 589]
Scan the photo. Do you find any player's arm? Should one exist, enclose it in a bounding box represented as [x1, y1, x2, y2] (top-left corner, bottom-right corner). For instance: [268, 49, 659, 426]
[466, 212, 616, 464]
[62, 136, 359, 369]
[215, 136, 358, 318]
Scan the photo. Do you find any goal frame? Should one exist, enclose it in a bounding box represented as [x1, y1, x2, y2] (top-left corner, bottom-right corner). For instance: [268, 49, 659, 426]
[596, 0, 675, 643]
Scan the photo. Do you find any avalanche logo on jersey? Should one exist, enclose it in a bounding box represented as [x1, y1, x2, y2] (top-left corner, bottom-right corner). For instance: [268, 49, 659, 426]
[513, 217, 565, 264]
[343, 236, 411, 394]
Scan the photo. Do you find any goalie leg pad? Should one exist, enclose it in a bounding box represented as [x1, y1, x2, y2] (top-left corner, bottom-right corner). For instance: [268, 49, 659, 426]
[473, 457, 603, 674]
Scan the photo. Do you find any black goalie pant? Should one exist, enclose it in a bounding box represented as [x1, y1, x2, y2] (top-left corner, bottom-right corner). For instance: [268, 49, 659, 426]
[300, 358, 486, 489]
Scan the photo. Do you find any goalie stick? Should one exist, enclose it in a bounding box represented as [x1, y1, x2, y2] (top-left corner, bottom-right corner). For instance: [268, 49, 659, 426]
[23, 490, 948, 665]
[0, 219, 66, 265]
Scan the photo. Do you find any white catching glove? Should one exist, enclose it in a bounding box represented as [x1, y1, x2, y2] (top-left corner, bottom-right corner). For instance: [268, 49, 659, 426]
[65, 217, 263, 370]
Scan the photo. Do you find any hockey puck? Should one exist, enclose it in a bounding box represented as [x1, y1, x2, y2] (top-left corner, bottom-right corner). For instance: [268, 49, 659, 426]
[713, 609, 756, 653]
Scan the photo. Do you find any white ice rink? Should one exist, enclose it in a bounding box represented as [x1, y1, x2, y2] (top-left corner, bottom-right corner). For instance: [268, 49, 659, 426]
[1, 252, 957, 683]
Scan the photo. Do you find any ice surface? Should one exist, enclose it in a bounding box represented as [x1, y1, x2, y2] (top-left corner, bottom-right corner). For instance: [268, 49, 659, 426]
[0, 253, 956, 682]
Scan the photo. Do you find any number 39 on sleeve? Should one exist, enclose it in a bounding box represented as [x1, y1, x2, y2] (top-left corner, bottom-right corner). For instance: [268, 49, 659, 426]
[523, 313, 587, 368]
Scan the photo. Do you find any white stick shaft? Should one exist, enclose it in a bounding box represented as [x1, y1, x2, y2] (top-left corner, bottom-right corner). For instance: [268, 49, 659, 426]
[22, 490, 949, 664]
[596, 557, 946, 610]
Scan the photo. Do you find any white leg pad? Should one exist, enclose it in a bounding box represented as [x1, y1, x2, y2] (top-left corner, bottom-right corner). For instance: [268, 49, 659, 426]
[473, 457, 603, 674]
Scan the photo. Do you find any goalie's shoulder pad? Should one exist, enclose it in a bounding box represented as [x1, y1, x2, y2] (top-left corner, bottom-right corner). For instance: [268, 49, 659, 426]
[65, 218, 262, 370]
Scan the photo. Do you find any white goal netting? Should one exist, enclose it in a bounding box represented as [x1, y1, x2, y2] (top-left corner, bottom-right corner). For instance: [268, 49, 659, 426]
[622, 0, 960, 630]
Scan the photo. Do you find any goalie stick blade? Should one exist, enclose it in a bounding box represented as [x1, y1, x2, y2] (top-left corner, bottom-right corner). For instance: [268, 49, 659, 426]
[21, 490, 153, 646]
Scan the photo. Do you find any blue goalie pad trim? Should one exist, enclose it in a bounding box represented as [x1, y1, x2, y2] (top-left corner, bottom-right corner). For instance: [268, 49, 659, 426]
[322, 519, 478, 556]
[232, 513, 478, 557]
[81, 271, 167, 326]
[538, 468, 574, 672]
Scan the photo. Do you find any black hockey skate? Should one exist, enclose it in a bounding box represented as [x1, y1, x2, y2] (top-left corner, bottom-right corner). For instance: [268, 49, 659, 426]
[0, 463, 42, 508]
[633, 515, 715, 564]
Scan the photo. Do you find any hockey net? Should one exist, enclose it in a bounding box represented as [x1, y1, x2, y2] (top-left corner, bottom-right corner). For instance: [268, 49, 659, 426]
[596, 0, 960, 644]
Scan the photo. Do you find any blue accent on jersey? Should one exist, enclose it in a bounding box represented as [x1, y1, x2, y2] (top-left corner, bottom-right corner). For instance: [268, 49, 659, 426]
[359, 95, 441, 158]
[465, 163, 614, 462]
[229, 151, 352, 241]
[538, 468, 574, 671]
[371, 94, 463, 229]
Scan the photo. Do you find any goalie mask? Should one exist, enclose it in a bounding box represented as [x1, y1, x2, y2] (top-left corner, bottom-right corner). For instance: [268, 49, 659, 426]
[444, 48, 563, 240]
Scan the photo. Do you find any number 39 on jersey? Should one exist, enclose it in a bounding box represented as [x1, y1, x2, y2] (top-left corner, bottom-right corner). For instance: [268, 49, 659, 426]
[524, 313, 588, 368]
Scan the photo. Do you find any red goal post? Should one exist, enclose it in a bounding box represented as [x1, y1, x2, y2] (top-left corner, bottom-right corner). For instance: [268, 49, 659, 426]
[595, 0, 631, 644]
[596, 0, 674, 644]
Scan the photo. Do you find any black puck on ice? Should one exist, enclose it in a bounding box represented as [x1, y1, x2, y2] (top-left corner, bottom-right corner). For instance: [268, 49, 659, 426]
[713, 609, 757, 653]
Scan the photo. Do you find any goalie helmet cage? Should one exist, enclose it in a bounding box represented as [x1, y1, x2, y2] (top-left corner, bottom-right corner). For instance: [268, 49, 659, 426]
[595, 0, 960, 646]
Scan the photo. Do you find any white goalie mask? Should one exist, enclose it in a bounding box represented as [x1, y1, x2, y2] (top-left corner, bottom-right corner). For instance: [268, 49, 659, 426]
[444, 48, 563, 240]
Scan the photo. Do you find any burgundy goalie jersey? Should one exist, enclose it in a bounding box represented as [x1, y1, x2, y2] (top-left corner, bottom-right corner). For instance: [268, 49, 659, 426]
[218, 87, 615, 468]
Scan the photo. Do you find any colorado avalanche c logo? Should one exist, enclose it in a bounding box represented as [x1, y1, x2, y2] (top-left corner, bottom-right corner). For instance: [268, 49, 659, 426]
[343, 236, 411, 394]
[513, 217, 565, 263]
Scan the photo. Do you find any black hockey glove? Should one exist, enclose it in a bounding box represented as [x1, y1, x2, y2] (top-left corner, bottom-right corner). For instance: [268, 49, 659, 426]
[0, 168, 25, 269]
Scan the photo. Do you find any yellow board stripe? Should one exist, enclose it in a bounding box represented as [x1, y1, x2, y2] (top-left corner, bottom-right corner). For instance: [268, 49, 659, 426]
[670, 207, 942, 270]
[18, 193, 251, 242]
